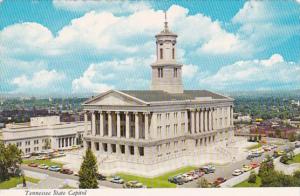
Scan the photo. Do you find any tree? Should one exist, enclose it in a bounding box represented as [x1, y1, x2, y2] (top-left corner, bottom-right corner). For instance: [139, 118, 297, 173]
[248, 171, 257, 183]
[275, 129, 281, 138]
[79, 148, 98, 189]
[0, 142, 22, 182]
[197, 177, 209, 188]
[288, 133, 296, 142]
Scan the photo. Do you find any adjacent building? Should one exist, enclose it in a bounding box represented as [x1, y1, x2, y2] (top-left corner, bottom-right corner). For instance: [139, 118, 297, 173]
[82, 16, 235, 176]
[0, 116, 86, 154]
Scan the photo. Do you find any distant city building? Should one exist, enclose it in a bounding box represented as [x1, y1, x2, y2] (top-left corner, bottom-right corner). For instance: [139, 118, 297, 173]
[0, 116, 88, 154]
[234, 114, 252, 123]
[82, 15, 234, 176]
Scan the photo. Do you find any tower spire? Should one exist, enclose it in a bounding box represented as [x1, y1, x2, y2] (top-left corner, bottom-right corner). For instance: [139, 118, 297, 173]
[164, 11, 169, 32]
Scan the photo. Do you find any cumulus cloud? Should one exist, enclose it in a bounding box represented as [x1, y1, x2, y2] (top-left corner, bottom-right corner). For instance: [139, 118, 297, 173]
[11, 69, 66, 93]
[53, 0, 151, 14]
[200, 54, 300, 90]
[72, 57, 153, 94]
[1, 5, 250, 60]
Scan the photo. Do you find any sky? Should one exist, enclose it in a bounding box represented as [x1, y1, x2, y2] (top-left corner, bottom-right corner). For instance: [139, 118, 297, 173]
[0, 0, 299, 97]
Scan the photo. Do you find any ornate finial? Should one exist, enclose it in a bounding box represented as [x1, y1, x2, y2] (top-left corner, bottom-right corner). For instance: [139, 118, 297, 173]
[164, 11, 169, 32]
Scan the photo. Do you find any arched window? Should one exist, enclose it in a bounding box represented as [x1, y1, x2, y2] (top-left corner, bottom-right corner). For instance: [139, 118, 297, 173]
[160, 48, 163, 59]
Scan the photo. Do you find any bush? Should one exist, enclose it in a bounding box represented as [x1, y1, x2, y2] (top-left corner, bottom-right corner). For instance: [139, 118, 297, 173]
[248, 171, 257, 183]
[280, 154, 289, 164]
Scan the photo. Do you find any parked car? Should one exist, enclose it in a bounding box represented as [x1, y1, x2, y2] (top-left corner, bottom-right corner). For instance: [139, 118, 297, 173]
[242, 165, 252, 172]
[96, 173, 106, 181]
[48, 165, 61, 172]
[213, 177, 226, 186]
[38, 164, 49, 169]
[36, 155, 46, 160]
[168, 175, 185, 185]
[182, 174, 193, 182]
[295, 142, 300, 148]
[247, 154, 255, 160]
[109, 176, 124, 184]
[232, 169, 243, 176]
[73, 172, 79, 176]
[28, 162, 38, 167]
[21, 154, 31, 159]
[123, 181, 144, 188]
[249, 162, 260, 169]
[200, 165, 215, 173]
[60, 168, 73, 175]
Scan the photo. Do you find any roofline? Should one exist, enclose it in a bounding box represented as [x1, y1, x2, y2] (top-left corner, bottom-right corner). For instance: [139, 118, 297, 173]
[82, 89, 149, 106]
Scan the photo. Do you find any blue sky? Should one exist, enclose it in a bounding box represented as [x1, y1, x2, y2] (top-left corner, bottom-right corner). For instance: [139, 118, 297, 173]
[0, 0, 299, 97]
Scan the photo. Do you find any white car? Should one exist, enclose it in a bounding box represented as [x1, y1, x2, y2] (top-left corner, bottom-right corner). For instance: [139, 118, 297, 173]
[182, 174, 193, 182]
[232, 169, 243, 176]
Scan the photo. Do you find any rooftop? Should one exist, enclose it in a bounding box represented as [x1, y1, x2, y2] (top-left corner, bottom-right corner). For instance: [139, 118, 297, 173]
[120, 90, 230, 102]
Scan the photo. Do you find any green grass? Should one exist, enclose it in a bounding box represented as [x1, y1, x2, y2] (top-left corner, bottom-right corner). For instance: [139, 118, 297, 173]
[23, 159, 64, 168]
[287, 153, 300, 164]
[247, 143, 262, 150]
[0, 176, 40, 189]
[117, 166, 197, 188]
[60, 184, 76, 189]
[234, 176, 262, 187]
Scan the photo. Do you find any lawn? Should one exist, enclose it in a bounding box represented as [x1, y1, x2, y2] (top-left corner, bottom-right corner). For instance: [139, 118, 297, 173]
[23, 159, 64, 168]
[287, 153, 300, 164]
[247, 143, 262, 150]
[0, 176, 40, 189]
[117, 166, 197, 188]
[234, 176, 262, 187]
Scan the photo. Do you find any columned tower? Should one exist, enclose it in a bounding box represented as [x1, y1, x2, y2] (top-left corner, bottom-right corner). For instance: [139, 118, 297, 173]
[150, 12, 184, 94]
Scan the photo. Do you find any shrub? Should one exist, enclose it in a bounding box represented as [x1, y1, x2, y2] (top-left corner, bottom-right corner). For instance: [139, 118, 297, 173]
[248, 171, 257, 183]
[280, 154, 289, 164]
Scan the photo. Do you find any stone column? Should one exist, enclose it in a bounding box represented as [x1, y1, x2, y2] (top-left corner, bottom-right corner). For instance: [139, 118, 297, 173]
[178, 111, 182, 136]
[84, 112, 89, 134]
[91, 112, 95, 135]
[204, 109, 208, 132]
[116, 144, 121, 155]
[190, 109, 195, 134]
[184, 111, 188, 134]
[230, 106, 234, 126]
[209, 109, 212, 131]
[135, 112, 139, 139]
[100, 112, 104, 136]
[144, 112, 149, 140]
[107, 143, 112, 154]
[200, 109, 204, 132]
[211, 108, 214, 130]
[196, 109, 200, 133]
[125, 145, 130, 156]
[125, 112, 130, 139]
[116, 112, 121, 138]
[108, 111, 112, 137]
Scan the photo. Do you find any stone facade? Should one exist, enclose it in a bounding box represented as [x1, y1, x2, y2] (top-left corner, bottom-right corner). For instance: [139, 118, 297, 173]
[82, 16, 235, 177]
[0, 116, 86, 154]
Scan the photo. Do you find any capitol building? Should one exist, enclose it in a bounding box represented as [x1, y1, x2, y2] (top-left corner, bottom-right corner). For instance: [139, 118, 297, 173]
[83, 16, 234, 177]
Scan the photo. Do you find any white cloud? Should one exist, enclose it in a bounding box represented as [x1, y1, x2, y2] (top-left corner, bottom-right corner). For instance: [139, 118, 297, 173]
[182, 64, 199, 78]
[200, 54, 300, 90]
[72, 57, 152, 94]
[1, 5, 250, 60]
[53, 0, 151, 14]
[12, 69, 65, 92]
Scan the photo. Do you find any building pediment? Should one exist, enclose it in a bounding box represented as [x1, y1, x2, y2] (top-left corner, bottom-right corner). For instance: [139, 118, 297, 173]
[83, 90, 148, 106]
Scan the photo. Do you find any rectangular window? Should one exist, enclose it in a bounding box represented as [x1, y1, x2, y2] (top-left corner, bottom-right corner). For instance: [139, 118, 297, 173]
[138, 147, 144, 156]
[103, 143, 107, 152]
[111, 144, 116, 153]
[160, 48, 163, 59]
[129, 146, 134, 155]
[172, 48, 175, 59]
[95, 142, 99, 151]
[120, 145, 125, 154]
[174, 68, 178, 77]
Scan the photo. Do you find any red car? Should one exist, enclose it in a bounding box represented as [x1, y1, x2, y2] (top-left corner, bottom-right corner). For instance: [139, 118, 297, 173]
[60, 169, 73, 175]
[28, 162, 38, 167]
[213, 177, 226, 186]
[250, 163, 260, 169]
